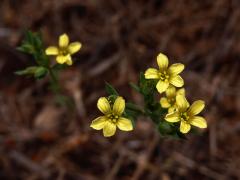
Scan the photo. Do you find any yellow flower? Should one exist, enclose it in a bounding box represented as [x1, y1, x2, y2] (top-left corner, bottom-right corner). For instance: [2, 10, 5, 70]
[90, 96, 133, 137]
[144, 53, 184, 93]
[160, 86, 185, 113]
[165, 95, 207, 134]
[45, 33, 81, 65]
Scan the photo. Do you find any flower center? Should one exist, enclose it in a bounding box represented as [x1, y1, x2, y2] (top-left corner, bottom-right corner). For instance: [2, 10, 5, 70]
[59, 48, 69, 56]
[180, 112, 189, 122]
[107, 113, 119, 123]
[169, 98, 175, 105]
[159, 71, 169, 82]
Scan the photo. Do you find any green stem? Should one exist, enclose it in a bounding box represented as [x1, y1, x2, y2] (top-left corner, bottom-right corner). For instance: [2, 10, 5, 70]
[48, 67, 60, 93]
[48, 67, 56, 82]
[48, 66, 73, 107]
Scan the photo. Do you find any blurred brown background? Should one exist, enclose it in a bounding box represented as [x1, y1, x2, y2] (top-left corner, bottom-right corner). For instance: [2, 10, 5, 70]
[0, 0, 240, 179]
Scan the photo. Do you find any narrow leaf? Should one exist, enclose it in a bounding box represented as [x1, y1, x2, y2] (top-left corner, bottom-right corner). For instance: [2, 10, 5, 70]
[105, 82, 118, 96]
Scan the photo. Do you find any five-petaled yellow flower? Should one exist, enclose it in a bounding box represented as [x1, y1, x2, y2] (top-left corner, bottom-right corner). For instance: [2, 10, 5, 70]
[144, 53, 184, 93]
[45, 33, 81, 65]
[165, 95, 207, 134]
[160, 86, 185, 113]
[90, 96, 133, 137]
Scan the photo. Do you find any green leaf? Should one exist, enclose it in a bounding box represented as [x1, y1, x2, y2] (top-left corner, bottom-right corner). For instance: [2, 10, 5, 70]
[15, 66, 38, 76]
[158, 121, 173, 135]
[17, 44, 35, 54]
[105, 82, 118, 96]
[126, 102, 144, 114]
[139, 72, 157, 96]
[34, 67, 48, 79]
[25, 31, 34, 44]
[55, 94, 74, 108]
[17, 30, 49, 66]
[157, 120, 187, 139]
[15, 66, 48, 79]
[129, 82, 140, 93]
[171, 131, 187, 140]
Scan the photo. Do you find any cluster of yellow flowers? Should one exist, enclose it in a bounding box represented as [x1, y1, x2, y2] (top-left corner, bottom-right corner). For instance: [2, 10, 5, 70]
[145, 53, 207, 134]
[44, 34, 206, 137]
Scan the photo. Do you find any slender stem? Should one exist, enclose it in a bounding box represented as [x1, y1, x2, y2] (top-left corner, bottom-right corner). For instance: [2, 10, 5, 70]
[48, 67, 60, 93]
[49, 68, 57, 83]
[48, 67, 72, 107]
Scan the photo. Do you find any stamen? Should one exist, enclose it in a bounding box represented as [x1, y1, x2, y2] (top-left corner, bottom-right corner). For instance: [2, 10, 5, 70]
[159, 71, 170, 81]
[60, 49, 69, 56]
[108, 113, 119, 123]
[169, 98, 175, 104]
[180, 112, 189, 121]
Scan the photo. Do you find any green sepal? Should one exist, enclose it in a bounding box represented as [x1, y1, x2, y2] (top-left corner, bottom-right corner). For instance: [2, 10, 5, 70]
[107, 95, 118, 106]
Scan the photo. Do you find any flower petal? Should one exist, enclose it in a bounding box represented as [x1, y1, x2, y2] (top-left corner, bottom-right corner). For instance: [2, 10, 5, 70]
[59, 33, 69, 48]
[165, 112, 180, 122]
[66, 59, 73, 65]
[90, 116, 107, 130]
[45, 46, 59, 55]
[180, 121, 191, 133]
[166, 85, 176, 98]
[168, 63, 184, 76]
[170, 75, 184, 87]
[168, 106, 176, 113]
[160, 97, 171, 108]
[97, 97, 111, 115]
[156, 80, 169, 93]
[176, 95, 189, 112]
[190, 116, 207, 128]
[113, 96, 125, 116]
[157, 53, 168, 70]
[68, 42, 82, 54]
[176, 88, 185, 96]
[176, 89, 189, 107]
[117, 117, 133, 131]
[56, 55, 68, 64]
[144, 68, 159, 79]
[188, 100, 205, 116]
[103, 121, 116, 137]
